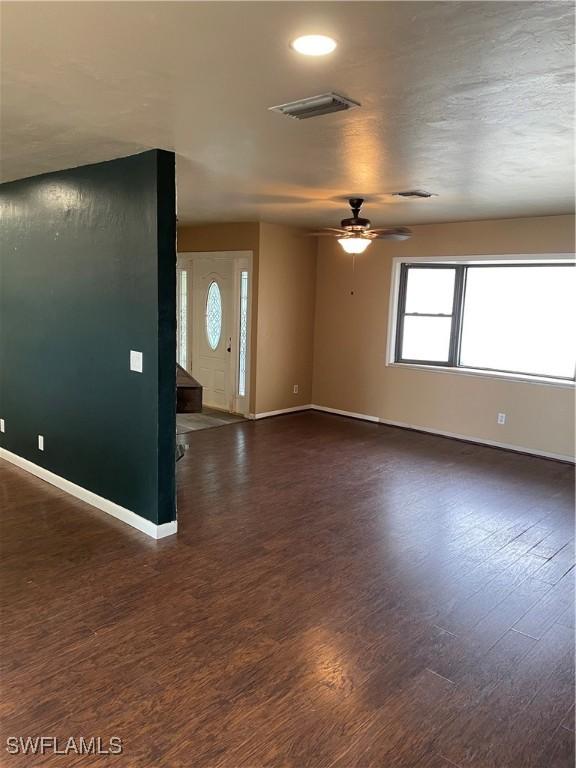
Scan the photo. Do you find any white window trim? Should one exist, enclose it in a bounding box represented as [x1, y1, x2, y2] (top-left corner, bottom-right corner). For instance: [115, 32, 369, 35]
[386, 253, 576, 388]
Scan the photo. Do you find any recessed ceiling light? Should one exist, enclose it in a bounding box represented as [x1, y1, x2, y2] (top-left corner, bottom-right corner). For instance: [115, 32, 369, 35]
[291, 35, 337, 57]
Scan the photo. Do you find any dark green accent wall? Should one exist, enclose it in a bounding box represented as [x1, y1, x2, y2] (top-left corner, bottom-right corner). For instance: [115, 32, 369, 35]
[0, 150, 176, 526]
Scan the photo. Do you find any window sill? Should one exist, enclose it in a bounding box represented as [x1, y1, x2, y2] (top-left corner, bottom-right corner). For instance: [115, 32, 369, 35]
[387, 362, 575, 389]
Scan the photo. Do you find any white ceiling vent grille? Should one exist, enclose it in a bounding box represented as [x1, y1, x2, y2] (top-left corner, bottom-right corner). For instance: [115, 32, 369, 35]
[269, 93, 360, 120]
[395, 190, 436, 199]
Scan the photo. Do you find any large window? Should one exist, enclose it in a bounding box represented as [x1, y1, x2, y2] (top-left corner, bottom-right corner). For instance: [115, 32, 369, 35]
[394, 262, 576, 381]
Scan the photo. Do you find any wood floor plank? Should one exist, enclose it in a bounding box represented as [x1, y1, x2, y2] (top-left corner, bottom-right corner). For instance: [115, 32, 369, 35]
[560, 705, 575, 732]
[542, 726, 575, 768]
[513, 579, 575, 639]
[416, 755, 464, 768]
[327, 669, 456, 768]
[436, 623, 574, 767]
[0, 411, 574, 768]
[535, 545, 575, 585]
[490, 626, 575, 768]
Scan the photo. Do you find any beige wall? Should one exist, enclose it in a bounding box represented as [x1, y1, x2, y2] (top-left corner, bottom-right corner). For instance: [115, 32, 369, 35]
[312, 215, 575, 459]
[255, 222, 317, 413]
[177, 222, 260, 255]
[177, 221, 317, 416]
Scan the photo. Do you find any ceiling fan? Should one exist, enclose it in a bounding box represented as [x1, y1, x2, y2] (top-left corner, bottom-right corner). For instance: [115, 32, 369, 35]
[309, 198, 412, 253]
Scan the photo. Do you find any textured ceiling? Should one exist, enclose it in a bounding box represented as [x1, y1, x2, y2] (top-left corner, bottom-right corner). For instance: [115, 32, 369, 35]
[1, 1, 574, 227]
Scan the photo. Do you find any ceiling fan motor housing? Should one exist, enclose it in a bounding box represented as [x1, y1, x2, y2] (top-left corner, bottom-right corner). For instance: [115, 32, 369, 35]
[341, 198, 372, 231]
[341, 216, 371, 231]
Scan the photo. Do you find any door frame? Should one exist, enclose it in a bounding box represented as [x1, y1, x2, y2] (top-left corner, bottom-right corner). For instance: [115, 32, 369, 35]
[177, 250, 253, 416]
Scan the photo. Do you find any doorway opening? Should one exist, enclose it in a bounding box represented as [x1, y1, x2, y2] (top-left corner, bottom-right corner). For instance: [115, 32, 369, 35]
[176, 250, 252, 435]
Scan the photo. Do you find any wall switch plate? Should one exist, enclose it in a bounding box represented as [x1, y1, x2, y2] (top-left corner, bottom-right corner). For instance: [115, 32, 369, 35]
[0, 418, 4, 433]
[497, 413, 506, 425]
[293, 384, 299, 394]
[38, 435, 44, 451]
[130, 350, 143, 373]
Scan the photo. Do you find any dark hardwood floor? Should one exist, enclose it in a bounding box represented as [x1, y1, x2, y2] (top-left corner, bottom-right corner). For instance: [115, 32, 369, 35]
[1, 411, 574, 767]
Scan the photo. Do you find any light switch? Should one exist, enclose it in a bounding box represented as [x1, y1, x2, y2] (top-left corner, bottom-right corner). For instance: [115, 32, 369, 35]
[0, 418, 5, 433]
[38, 435, 44, 451]
[130, 350, 143, 373]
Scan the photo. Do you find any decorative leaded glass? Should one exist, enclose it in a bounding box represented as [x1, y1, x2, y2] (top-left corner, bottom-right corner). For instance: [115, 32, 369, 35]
[205, 281, 222, 350]
[238, 271, 248, 396]
[177, 270, 188, 369]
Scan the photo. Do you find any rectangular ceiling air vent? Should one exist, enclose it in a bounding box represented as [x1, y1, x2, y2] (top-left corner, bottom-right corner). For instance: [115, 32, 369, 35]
[395, 189, 435, 199]
[269, 92, 360, 120]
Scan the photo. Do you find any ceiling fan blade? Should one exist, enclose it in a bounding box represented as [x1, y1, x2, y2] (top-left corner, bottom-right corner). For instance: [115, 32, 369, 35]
[369, 227, 412, 234]
[371, 227, 413, 241]
[306, 228, 348, 237]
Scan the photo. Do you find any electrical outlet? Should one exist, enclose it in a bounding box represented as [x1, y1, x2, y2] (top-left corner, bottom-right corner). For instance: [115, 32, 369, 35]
[130, 350, 143, 373]
[38, 435, 44, 451]
[0, 418, 5, 433]
[497, 413, 506, 425]
[293, 384, 299, 394]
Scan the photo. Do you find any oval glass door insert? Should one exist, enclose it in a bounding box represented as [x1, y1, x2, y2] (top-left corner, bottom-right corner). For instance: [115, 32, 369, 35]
[205, 280, 222, 350]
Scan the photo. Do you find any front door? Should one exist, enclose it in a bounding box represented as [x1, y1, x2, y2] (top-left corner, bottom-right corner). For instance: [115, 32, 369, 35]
[192, 255, 234, 410]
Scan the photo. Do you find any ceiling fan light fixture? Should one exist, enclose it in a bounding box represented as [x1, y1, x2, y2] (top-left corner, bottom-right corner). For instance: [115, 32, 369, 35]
[290, 35, 337, 56]
[338, 237, 371, 254]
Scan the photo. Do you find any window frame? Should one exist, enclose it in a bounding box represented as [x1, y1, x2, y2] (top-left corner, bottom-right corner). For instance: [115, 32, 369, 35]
[395, 263, 466, 367]
[390, 256, 576, 385]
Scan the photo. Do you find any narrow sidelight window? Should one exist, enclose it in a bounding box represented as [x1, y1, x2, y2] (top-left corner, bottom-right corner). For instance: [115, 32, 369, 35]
[177, 269, 188, 369]
[238, 270, 248, 397]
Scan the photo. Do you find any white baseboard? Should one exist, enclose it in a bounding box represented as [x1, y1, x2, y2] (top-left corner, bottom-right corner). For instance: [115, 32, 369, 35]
[310, 405, 575, 463]
[310, 404, 379, 423]
[0, 448, 178, 539]
[251, 405, 312, 420]
[377, 417, 575, 463]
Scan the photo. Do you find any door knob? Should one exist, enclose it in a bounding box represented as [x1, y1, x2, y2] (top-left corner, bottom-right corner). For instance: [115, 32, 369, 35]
[226, 337, 232, 353]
